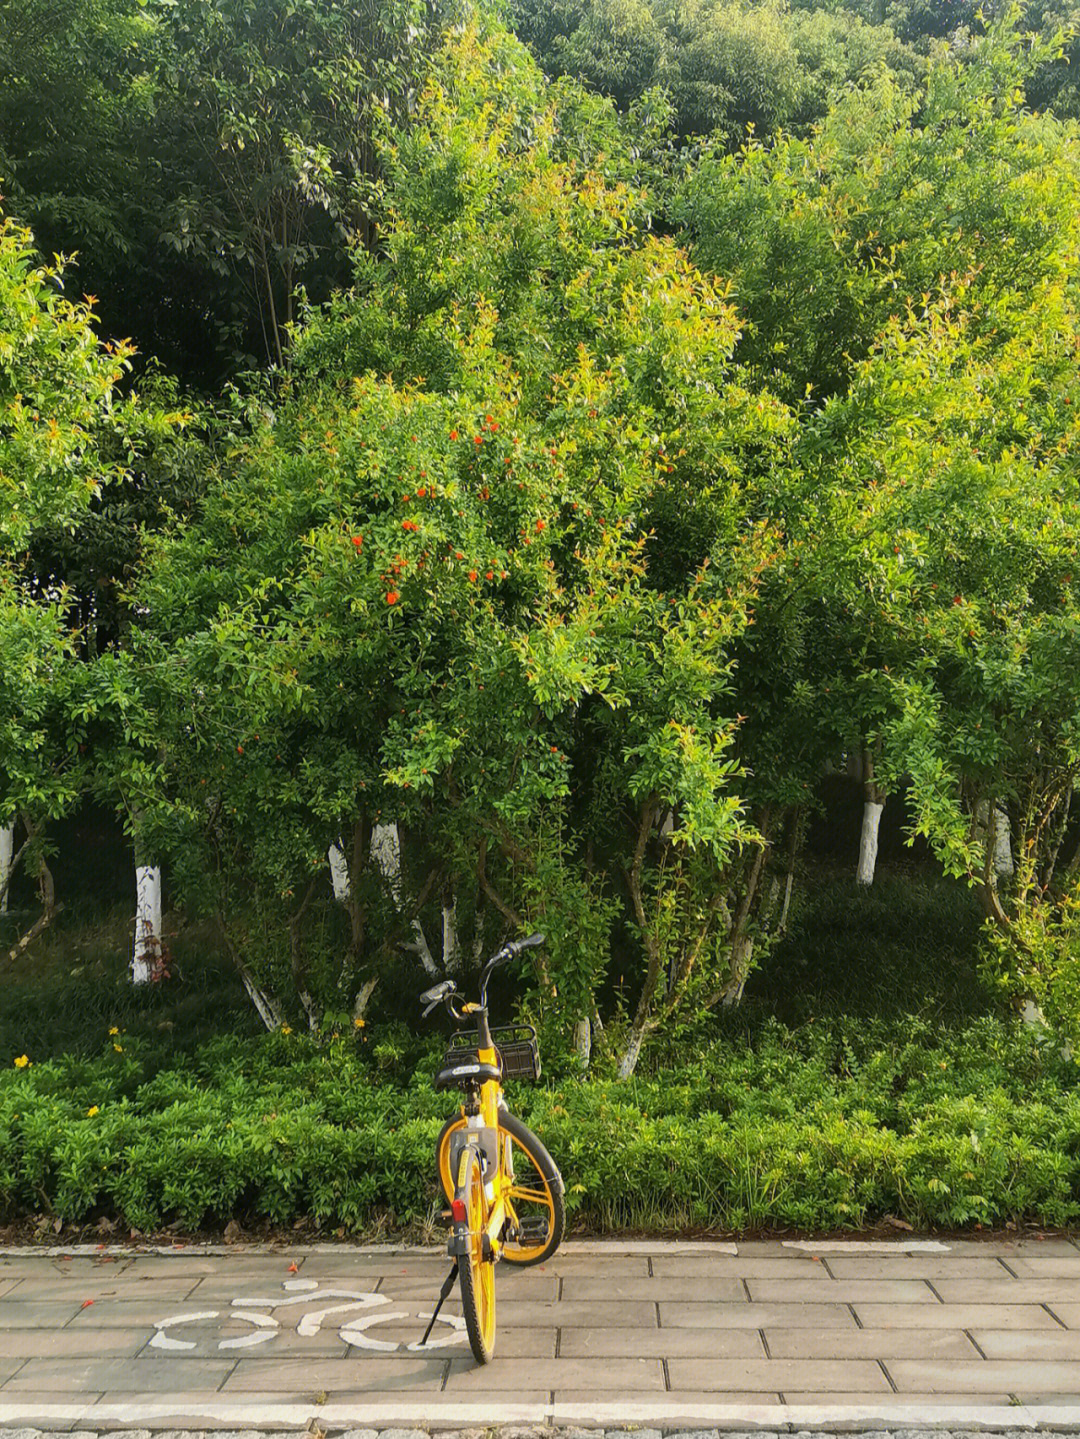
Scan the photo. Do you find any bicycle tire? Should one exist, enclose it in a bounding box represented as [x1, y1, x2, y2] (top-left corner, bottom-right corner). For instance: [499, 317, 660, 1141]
[436, 1110, 565, 1266]
[455, 1146, 496, 1364]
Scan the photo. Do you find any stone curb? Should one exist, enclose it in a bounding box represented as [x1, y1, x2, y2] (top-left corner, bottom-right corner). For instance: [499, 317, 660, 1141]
[3, 1425, 1080, 1436]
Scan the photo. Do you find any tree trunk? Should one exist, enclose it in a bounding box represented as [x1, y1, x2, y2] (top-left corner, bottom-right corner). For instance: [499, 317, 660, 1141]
[371, 821, 437, 974]
[856, 751, 885, 886]
[0, 824, 12, 913]
[132, 862, 162, 986]
[442, 894, 461, 972]
[572, 1017, 591, 1070]
[617, 796, 663, 1079]
[718, 814, 771, 1006]
[328, 841, 350, 901]
[217, 914, 282, 1031]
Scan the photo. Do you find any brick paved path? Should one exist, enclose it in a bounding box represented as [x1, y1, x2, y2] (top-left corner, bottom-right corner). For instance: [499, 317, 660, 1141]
[2, 1238, 1080, 1431]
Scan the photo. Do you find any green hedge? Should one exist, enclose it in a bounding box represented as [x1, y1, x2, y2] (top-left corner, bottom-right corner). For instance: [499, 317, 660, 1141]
[4, 1016, 1079, 1233]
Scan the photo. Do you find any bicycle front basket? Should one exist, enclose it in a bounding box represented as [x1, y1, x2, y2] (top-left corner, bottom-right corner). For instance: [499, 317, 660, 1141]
[491, 1024, 541, 1082]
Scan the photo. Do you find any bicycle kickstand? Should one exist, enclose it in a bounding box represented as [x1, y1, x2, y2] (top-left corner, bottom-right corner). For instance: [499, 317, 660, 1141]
[418, 1261, 459, 1347]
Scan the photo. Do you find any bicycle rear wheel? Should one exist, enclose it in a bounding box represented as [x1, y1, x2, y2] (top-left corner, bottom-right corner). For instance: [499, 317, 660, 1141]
[455, 1146, 496, 1364]
[437, 1110, 565, 1266]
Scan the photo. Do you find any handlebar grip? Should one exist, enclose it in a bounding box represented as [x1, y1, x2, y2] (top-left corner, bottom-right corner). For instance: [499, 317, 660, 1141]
[507, 932, 546, 957]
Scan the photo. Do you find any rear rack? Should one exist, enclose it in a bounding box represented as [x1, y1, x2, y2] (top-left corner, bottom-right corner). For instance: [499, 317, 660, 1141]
[444, 1024, 541, 1083]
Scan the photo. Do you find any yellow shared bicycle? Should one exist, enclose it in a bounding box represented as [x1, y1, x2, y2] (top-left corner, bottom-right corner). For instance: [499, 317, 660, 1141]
[418, 933, 565, 1363]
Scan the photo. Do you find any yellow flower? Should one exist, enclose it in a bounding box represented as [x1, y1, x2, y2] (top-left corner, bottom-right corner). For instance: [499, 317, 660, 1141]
[13, 1055, 29, 1068]
[113, 1043, 123, 1053]
[353, 1017, 366, 1029]
[87, 1105, 99, 1117]
[108, 1026, 119, 1036]
[281, 1024, 292, 1035]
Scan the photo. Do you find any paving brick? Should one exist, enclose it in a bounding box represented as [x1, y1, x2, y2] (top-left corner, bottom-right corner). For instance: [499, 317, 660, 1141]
[551, 1398, 784, 1421]
[220, 1355, 448, 1392]
[931, 1278, 1080, 1304]
[0, 1330, 151, 1359]
[968, 1326, 1080, 1359]
[666, 1359, 890, 1394]
[67, 1301, 199, 1329]
[887, 1357, 1080, 1392]
[820, 1255, 1010, 1281]
[1003, 1255, 1080, 1278]
[762, 1328, 978, 1360]
[782, 1393, 1016, 1406]
[851, 1302, 1059, 1329]
[746, 1279, 936, 1304]
[650, 1257, 821, 1279]
[559, 1329, 765, 1360]
[1047, 1302, 1080, 1326]
[545, 1257, 651, 1276]
[498, 1299, 660, 1328]
[444, 1356, 666, 1391]
[659, 1302, 855, 1330]
[561, 1277, 743, 1303]
[2, 1357, 233, 1392]
[605, 1427, 663, 1439]
[0, 1301, 85, 1327]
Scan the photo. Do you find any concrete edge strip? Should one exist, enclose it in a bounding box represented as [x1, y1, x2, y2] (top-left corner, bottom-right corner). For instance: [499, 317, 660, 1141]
[781, 1240, 953, 1253]
[4, 1402, 1080, 1431]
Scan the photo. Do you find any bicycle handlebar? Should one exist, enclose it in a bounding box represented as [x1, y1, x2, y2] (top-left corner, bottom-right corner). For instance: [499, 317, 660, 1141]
[417, 934, 546, 1016]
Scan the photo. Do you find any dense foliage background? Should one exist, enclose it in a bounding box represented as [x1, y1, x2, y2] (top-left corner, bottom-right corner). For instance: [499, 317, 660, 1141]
[3, 0, 1080, 1232]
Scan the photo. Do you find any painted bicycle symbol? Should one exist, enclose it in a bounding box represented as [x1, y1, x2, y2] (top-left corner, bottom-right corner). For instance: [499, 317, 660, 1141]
[148, 1278, 466, 1354]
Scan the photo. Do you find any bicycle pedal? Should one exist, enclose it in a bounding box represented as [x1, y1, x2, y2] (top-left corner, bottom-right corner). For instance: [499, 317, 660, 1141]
[517, 1216, 549, 1244]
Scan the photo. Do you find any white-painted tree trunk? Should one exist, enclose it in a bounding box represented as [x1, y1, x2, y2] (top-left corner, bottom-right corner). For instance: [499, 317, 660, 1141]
[992, 805, 1014, 878]
[132, 864, 162, 984]
[975, 801, 1015, 879]
[442, 896, 461, 972]
[353, 976, 377, 1022]
[328, 841, 351, 900]
[856, 801, 884, 886]
[722, 937, 753, 1007]
[573, 1017, 591, 1069]
[617, 1026, 644, 1080]
[0, 824, 12, 913]
[370, 821, 438, 975]
[239, 970, 283, 1031]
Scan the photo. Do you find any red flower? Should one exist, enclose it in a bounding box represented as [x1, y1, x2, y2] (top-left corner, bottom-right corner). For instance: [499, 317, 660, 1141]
[455, 550, 464, 560]
[449, 429, 459, 441]
[953, 595, 962, 605]
[535, 519, 546, 532]
[386, 591, 400, 605]
[485, 570, 494, 580]
[351, 535, 363, 548]
[474, 435, 483, 446]
[468, 570, 477, 582]
[416, 486, 427, 498]
[402, 519, 418, 532]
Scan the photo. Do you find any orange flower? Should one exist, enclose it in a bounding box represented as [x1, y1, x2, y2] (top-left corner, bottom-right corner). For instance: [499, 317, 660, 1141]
[402, 519, 418, 532]
[351, 535, 363, 548]
[474, 435, 483, 446]
[535, 519, 546, 532]
[449, 429, 459, 441]
[416, 486, 427, 498]
[468, 570, 477, 582]
[386, 591, 400, 605]
[485, 570, 494, 580]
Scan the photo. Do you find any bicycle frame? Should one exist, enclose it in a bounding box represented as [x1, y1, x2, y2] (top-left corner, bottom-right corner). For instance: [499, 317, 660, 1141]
[449, 1004, 509, 1255]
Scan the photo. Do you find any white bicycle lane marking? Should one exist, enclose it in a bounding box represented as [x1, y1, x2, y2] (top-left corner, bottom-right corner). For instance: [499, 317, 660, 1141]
[149, 1278, 465, 1353]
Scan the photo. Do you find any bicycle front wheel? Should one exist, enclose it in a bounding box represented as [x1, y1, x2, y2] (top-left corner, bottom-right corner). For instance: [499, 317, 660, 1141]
[437, 1109, 565, 1266]
[455, 1146, 496, 1364]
